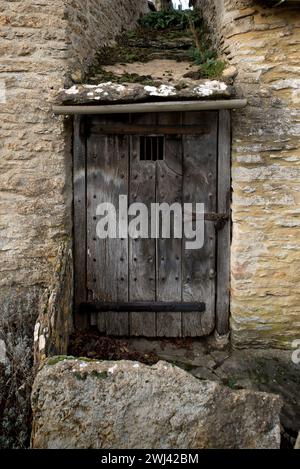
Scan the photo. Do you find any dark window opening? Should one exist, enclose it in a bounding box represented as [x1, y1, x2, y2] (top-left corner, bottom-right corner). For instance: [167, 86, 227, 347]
[140, 136, 164, 161]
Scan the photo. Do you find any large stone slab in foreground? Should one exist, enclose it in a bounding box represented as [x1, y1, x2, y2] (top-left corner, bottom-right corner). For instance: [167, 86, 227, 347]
[31, 359, 281, 449]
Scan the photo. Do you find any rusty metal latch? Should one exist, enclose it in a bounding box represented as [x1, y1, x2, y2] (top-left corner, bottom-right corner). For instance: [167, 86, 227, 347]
[192, 212, 230, 230]
[205, 212, 230, 231]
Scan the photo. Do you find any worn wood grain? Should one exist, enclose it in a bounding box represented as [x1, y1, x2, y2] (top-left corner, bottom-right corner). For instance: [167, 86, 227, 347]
[78, 110, 229, 338]
[129, 113, 156, 336]
[105, 133, 129, 336]
[73, 116, 88, 330]
[182, 111, 218, 337]
[90, 123, 210, 135]
[86, 131, 107, 331]
[86, 116, 129, 335]
[216, 110, 231, 335]
[156, 113, 183, 337]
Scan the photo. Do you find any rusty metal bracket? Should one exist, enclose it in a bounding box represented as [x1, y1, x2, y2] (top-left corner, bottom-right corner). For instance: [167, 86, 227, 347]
[192, 212, 230, 231]
[205, 212, 230, 231]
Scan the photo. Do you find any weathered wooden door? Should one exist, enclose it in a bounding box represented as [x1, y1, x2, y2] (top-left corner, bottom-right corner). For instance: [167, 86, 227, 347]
[74, 111, 231, 337]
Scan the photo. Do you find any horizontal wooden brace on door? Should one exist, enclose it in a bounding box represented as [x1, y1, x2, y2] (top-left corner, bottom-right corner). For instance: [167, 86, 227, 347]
[89, 123, 210, 135]
[80, 302, 206, 313]
[53, 99, 247, 115]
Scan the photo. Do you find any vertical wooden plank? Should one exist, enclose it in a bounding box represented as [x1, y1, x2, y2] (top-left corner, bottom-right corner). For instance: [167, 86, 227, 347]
[182, 111, 218, 337]
[73, 116, 88, 330]
[86, 117, 129, 335]
[105, 135, 129, 336]
[86, 131, 107, 332]
[216, 110, 231, 335]
[156, 113, 182, 337]
[129, 114, 156, 337]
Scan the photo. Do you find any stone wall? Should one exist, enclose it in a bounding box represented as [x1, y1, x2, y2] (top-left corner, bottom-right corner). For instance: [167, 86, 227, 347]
[0, 0, 148, 447]
[196, 0, 300, 348]
[65, 0, 149, 84]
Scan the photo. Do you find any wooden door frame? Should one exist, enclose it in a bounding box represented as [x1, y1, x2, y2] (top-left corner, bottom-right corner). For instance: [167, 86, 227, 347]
[216, 110, 231, 335]
[73, 110, 231, 336]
